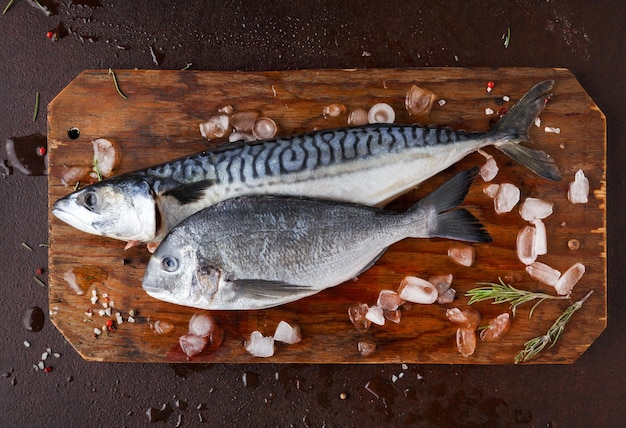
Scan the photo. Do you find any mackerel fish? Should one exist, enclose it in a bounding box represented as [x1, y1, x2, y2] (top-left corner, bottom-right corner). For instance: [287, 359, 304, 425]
[53, 80, 560, 244]
[142, 168, 491, 310]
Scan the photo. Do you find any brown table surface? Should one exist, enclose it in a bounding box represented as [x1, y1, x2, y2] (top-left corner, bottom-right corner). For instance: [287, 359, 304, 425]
[0, 1, 623, 426]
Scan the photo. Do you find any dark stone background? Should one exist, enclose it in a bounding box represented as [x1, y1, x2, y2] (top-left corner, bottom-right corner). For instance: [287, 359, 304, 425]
[0, 1, 623, 426]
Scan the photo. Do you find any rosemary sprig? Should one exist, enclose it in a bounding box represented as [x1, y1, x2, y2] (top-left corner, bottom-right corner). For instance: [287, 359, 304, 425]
[181, 62, 192, 71]
[108, 68, 128, 99]
[33, 92, 40, 122]
[466, 278, 568, 318]
[3, 0, 15, 15]
[32, 0, 52, 16]
[514, 290, 593, 363]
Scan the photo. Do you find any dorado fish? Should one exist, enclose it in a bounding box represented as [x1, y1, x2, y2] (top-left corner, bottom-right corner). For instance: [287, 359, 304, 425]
[53, 81, 559, 245]
[142, 168, 491, 310]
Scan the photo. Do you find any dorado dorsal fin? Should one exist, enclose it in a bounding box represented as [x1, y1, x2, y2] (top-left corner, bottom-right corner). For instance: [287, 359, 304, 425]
[163, 179, 215, 204]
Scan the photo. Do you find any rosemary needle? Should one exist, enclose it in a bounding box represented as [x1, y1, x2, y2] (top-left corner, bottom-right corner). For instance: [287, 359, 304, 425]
[514, 290, 593, 364]
[108, 68, 128, 99]
[466, 278, 568, 318]
[33, 92, 40, 122]
[2, 0, 15, 15]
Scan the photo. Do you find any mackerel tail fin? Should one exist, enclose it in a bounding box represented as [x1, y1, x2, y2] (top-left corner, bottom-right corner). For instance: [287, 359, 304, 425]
[410, 167, 492, 243]
[490, 80, 562, 181]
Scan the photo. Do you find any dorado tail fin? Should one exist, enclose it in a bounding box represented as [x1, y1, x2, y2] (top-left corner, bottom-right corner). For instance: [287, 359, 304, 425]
[410, 167, 492, 243]
[491, 80, 561, 181]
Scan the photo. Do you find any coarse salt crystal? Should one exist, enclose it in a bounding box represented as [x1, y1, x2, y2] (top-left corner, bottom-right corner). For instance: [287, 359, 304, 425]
[38, 361, 45, 370]
[438, 99, 446, 106]
[365, 305, 385, 326]
[544, 126, 561, 134]
[485, 107, 495, 115]
[24, 341, 30, 347]
[391, 375, 398, 383]
[93, 327, 102, 336]
[554, 262, 585, 296]
[41, 352, 48, 361]
[502, 95, 510, 102]
[127, 316, 136, 323]
[274, 321, 302, 344]
[98, 309, 106, 317]
[517, 225, 537, 265]
[494, 183, 520, 214]
[568, 169, 589, 204]
[90, 296, 98, 304]
[534, 117, 541, 127]
[398, 276, 438, 304]
[519, 198, 554, 222]
[526, 261, 561, 287]
[244, 331, 275, 358]
[402, 363, 408, 370]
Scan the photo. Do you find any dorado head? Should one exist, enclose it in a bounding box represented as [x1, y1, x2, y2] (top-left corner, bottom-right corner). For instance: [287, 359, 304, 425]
[142, 229, 221, 309]
[52, 176, 159, 242]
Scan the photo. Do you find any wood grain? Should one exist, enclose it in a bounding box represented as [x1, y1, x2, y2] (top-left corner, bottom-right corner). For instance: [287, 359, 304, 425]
[47, 68, 606, 363]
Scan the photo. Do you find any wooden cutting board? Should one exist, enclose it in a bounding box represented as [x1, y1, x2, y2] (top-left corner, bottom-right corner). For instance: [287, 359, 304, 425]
[47, 68, 606, 363]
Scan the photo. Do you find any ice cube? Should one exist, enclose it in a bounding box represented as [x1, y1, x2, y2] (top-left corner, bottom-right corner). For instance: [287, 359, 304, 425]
[479, 313, 511, 342]
[273, 321, 301, 344]
[376, 289, 404, 311]
[448, 245, 475, 267]
[483, 183, 500, 198]
[244, 331, 275, 358]
[456, 328, 476, 357]
[554, 262, 585, 296]
[348, 303, 371, 332]
[429, 274, 453, 294]
[437, 288, 456, 305]
[516, 225, 537, 265]
[179, 333, 208, 358]
[446, 307, 481, 330]
[568, 169, 589, 204]
[365, 305, 385, 326]
[533, 219, 548, 256]
[479, 155, 499, 182]
[398, 276, 438, 304]
[358, 341, 376, 357]
[519, 198, 554, 221]
[383, 309, 402, 323]
[526, 261, 561, 287]
[494, 183, 520, 214]
[188, 313, 215, 338]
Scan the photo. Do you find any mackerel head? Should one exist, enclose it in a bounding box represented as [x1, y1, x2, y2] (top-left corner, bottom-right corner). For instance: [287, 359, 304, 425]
[53, 80, 560, 245]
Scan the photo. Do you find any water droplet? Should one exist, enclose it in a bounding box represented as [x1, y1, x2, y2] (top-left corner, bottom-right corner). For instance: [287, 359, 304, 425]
[23, 307, 45, 332]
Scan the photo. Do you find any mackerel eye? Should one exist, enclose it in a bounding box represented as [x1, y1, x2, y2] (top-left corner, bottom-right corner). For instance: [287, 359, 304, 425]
[161, 256, 179, 272]
[83, 191, 98, 209]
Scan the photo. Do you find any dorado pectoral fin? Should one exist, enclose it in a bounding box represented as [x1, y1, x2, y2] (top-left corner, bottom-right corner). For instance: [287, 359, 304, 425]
[231, 279, 319, 308]
[163, 179, 216, 204]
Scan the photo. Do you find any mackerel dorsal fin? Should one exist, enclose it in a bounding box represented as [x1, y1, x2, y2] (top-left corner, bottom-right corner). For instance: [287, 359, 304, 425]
[163, 179, 215, 204]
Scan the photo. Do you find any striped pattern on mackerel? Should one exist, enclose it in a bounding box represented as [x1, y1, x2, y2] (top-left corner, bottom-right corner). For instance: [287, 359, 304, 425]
[52, 80, 560, 244]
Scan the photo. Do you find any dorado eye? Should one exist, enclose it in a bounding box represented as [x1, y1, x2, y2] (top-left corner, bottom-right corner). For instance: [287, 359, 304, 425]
[161, 256, 179, 272]
[83, 191, 98, 209]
